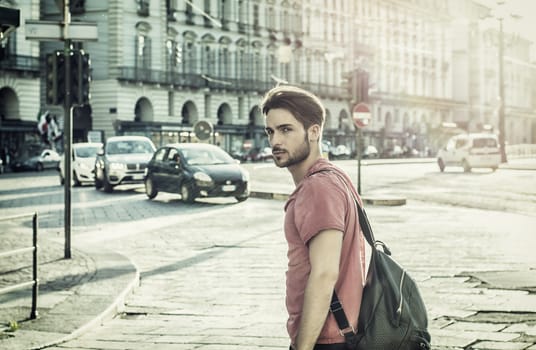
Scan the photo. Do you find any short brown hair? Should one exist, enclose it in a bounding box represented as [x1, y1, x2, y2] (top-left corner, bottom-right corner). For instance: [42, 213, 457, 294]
[260, 85, 325, 130]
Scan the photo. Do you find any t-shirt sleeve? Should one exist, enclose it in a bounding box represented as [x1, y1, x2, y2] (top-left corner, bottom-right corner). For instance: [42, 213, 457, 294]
[293, 176, 347, 244]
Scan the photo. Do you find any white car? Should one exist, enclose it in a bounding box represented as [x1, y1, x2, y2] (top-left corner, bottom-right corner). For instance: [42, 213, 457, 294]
[59, 143, 103, 186]
[437, 133, 501, 172]
[94, 136, 156, 192]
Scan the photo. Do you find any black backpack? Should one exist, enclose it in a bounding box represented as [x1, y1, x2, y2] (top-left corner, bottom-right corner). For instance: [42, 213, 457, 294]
[330, 187, 431, 349]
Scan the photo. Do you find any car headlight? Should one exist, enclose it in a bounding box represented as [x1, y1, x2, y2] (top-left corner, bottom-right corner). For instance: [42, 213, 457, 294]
[109, 162, 126, 171]
[193, 172, 213, 186]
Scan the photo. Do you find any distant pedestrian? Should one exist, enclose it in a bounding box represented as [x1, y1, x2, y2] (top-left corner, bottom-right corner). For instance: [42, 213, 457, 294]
[260, 85, 367, 350]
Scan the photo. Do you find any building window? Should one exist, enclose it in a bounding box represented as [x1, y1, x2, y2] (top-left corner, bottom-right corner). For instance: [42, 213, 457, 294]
[267, 7, 275, 31]
[135, 34, 151, 69]
[253, 4, 260, 35]
[166, 39, 182, 72]
[220, 0, 231, 30]
[183, 41, 197, 73]
[238, 0, 246, 33]
[137, 0, 150, 17]
[219, 46, 230, 78]
[135, 22, 152, 71]
[204, 0, 212, 28]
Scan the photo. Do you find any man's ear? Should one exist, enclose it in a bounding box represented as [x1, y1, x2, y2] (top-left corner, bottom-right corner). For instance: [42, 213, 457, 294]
[308, 124, 321, 142]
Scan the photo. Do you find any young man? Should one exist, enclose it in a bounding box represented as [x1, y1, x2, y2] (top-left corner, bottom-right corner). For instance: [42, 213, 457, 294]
[260, 85, 367, 350]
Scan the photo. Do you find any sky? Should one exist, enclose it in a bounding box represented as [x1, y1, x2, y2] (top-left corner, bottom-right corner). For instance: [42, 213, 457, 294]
[475, 0, 536, 60]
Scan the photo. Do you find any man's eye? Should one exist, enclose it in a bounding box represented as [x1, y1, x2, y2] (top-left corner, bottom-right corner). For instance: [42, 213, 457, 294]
[282, 127, 291, 133]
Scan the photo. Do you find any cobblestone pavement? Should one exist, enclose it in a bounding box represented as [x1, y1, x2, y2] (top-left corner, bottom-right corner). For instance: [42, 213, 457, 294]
[1, 158, 535, 350]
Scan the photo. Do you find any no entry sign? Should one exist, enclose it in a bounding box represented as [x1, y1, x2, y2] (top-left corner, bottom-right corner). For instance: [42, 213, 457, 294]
[353, 103, 371, 129]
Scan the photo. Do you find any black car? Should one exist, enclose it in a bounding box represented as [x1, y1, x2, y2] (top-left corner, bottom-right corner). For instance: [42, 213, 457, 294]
[144, 143, 250, 203]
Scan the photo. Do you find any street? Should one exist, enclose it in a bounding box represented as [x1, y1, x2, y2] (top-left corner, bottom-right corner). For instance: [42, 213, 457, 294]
[1, 160, 536, 349]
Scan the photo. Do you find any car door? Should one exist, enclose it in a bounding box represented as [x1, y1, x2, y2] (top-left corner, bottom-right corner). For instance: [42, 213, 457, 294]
[148, 148, 167, 189]
[163, 148, 183, 193]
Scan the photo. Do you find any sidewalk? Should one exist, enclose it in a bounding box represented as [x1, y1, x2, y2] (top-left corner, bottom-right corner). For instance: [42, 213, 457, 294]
[1, 156, 535, 350]
[0, 224, 139, 350]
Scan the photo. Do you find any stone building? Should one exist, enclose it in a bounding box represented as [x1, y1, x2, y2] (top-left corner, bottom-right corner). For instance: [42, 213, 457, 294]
[1, 0, 534, 163]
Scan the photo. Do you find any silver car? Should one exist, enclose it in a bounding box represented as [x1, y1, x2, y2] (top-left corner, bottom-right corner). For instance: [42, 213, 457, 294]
[94, 136, 156, 192]
[11, 148, 61, 172]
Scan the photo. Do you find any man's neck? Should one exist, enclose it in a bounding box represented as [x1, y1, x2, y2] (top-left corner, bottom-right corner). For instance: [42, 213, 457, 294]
[288, 154, 322, 186]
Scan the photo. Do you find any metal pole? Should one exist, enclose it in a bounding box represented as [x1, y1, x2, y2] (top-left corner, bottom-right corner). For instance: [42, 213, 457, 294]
[31, 212, 38, 319]
[63, 0, 72, 259]
[498, 18, 508, 163]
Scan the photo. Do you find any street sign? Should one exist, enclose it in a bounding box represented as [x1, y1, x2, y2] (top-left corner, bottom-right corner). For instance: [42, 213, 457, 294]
[25, 20, 98, 41]
[353, 103, 371, 129]
[193, 120, 213, 141]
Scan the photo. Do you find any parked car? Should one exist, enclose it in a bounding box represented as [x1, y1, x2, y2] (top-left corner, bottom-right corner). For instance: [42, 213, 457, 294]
[381, 145, 404, 158]
[144, 143, 249, 203]
[362, 145, 379, 159]
[0, 158, 3, 174]
[329, 145, 351, 160]
[436, 133, 501, 172]
[242, 147, 273, 162]
[10, 147, 61, 172]
[59, 142, 102, 186]
[94, 136, 156, 192]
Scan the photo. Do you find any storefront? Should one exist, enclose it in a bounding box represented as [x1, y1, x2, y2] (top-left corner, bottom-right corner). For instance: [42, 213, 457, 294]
[0, 119, 40, 168]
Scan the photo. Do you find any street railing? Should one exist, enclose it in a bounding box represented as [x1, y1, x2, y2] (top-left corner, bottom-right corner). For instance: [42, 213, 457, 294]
[506, 144, 536, 159]
[0, 212, 39, 319]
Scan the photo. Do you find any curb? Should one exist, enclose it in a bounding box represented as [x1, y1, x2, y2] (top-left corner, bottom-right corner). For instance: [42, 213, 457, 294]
[0, 247, 140, 350]
[32, 251, 140, 350]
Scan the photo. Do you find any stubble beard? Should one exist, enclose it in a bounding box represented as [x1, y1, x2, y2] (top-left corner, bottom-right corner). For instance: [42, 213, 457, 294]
[273, 135, 311, 168]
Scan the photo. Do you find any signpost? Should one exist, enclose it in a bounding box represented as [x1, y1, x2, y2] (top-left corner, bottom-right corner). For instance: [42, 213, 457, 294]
[353, 103, 371, 194]
[25, 0, 98, 259]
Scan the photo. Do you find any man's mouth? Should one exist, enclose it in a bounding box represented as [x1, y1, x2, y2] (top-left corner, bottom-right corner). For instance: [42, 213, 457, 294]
[272, 149, 286, 156]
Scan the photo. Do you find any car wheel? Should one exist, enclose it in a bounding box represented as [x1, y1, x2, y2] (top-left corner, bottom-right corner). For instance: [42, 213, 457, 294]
[36, 162, 44, 172]
[145, 176, 158, 199]
[73, 171, 81, 187]
[180, 183, 195, 203]
[235, 195, 248, 203]
[59, 173, 65, 185]
[437, 158, 445, 172]
[462, 159, 471, 173]
[103, 174, 114, 193]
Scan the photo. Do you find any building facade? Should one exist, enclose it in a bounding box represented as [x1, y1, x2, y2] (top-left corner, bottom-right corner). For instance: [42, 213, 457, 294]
[1, 0, 535, 165]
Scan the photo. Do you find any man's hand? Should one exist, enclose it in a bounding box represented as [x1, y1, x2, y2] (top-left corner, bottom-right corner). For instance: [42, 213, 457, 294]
[295, 229, 343, 350]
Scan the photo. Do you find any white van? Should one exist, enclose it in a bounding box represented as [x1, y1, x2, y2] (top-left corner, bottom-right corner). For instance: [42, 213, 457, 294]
[437, 133, 501, 172]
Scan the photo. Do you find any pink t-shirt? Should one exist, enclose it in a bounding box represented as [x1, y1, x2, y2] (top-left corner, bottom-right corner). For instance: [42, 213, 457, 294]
[284, 159, 366, 345]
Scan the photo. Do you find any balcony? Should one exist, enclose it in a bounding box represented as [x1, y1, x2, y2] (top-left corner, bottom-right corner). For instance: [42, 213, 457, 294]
[0, 55, 40, 75]
[117, 67, 274, 94]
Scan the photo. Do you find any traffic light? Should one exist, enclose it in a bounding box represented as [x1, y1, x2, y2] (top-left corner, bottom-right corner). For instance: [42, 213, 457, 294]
[71, 50, 91, 105]
[56, 53, 66, 104]
[45, 53, 58, 105]
[45, 51, 65, 106]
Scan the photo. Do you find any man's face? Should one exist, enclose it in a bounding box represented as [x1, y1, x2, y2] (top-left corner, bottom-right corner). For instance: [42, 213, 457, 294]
[265, 108, 310, 168]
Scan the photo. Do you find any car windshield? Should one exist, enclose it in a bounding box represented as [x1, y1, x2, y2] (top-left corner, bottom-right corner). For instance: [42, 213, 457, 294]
[107, 140, 154, 155]
[181, 147, 234, 165]
[75, 146, 100, 158]
[473, 138, 497, 148]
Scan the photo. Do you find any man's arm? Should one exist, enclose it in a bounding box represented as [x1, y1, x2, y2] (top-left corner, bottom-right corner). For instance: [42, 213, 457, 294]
[295, 229, 343, 350]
